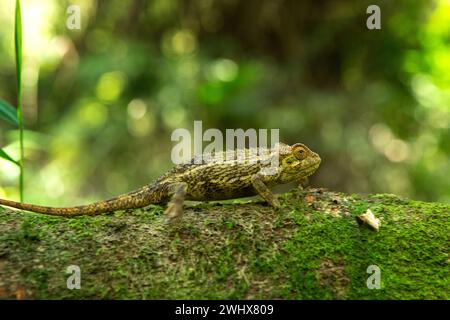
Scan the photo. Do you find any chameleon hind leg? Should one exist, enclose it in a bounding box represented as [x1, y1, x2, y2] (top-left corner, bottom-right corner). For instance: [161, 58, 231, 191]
[164, 182, 188, 222]
[251, 174, 280, 208]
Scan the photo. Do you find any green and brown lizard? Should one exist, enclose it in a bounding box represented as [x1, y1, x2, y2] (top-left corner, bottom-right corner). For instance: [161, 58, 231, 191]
[0, 142, 321, 221]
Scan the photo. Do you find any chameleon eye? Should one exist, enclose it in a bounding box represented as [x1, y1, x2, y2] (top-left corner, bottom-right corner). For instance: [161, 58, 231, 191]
[294, 147, 307, 160]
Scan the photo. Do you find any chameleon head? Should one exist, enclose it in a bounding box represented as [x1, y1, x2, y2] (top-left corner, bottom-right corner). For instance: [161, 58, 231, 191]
[277, 143, 321, 182]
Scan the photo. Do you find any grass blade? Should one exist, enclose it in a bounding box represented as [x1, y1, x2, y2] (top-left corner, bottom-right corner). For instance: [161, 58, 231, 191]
[0, 99, 19, 126]
[0, 148, 19, 166]
[15, 0, 24, 202]
[15, 0, 22, 91]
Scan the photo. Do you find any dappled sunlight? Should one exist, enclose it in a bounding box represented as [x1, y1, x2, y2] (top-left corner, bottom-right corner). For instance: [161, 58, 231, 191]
[96, 71, 126, 102]
[127, 99, 147, 119]
[383, 139, 410, 163]
[207, 59, 239, 82]
[77, 101, 108, 128]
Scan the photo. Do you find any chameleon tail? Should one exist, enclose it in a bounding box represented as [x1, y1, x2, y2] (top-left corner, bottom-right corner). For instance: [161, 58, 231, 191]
[0, 187, 153, 217]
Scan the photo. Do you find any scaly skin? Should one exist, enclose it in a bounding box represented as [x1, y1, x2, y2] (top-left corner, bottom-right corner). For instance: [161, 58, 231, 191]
[0, 142, 321, 221]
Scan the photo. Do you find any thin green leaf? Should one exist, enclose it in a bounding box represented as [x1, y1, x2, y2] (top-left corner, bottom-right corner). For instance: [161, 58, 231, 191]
[0, 99, 19, 126]
[0, 148, 19, 166]
[15, 0, 22, 93]
[15, 0, 24, 201]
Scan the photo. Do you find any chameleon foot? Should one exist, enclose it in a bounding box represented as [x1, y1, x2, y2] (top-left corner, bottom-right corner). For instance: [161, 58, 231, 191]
[163, 182, 187, 223]
[298, 177, 309, 190]
[164, 203, 183, 223]
[251, 173, 281, 209]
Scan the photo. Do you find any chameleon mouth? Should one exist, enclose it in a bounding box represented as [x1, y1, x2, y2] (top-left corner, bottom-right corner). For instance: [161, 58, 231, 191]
[301, 159, 321, 176]
[303, 164, 319, 175]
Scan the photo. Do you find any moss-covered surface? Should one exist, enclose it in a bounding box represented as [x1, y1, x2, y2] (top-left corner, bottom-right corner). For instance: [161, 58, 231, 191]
[0, 188, 448, 299]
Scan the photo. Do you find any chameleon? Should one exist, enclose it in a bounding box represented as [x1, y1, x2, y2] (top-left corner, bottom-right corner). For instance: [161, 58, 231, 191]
[0, 142, 321, 221]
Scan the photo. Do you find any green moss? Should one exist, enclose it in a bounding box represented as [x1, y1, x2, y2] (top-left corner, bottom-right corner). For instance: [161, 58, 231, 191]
[0, 188, 448, 299]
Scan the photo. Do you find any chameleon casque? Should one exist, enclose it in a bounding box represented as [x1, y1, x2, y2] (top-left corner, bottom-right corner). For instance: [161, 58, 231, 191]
[0, 142, 321, 221]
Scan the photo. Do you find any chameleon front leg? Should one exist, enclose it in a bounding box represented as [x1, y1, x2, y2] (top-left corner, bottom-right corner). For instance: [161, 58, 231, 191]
[164, 182, 188, 222]
[298, 177, 309, 190]
[251, 174, 280, 208]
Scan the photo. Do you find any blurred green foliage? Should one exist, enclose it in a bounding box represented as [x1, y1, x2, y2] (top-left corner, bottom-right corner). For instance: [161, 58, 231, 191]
[0, 0, 449, 204]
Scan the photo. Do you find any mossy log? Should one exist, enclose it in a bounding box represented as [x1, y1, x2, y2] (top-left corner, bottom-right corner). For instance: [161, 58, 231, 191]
[0, 188, 448, 299]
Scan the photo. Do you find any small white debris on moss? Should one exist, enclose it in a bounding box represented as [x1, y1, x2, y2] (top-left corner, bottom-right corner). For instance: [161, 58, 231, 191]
[357, 209, 380, 231]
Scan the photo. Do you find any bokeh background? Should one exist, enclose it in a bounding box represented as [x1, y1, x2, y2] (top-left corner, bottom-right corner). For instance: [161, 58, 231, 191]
[0, 0, 449, 205]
